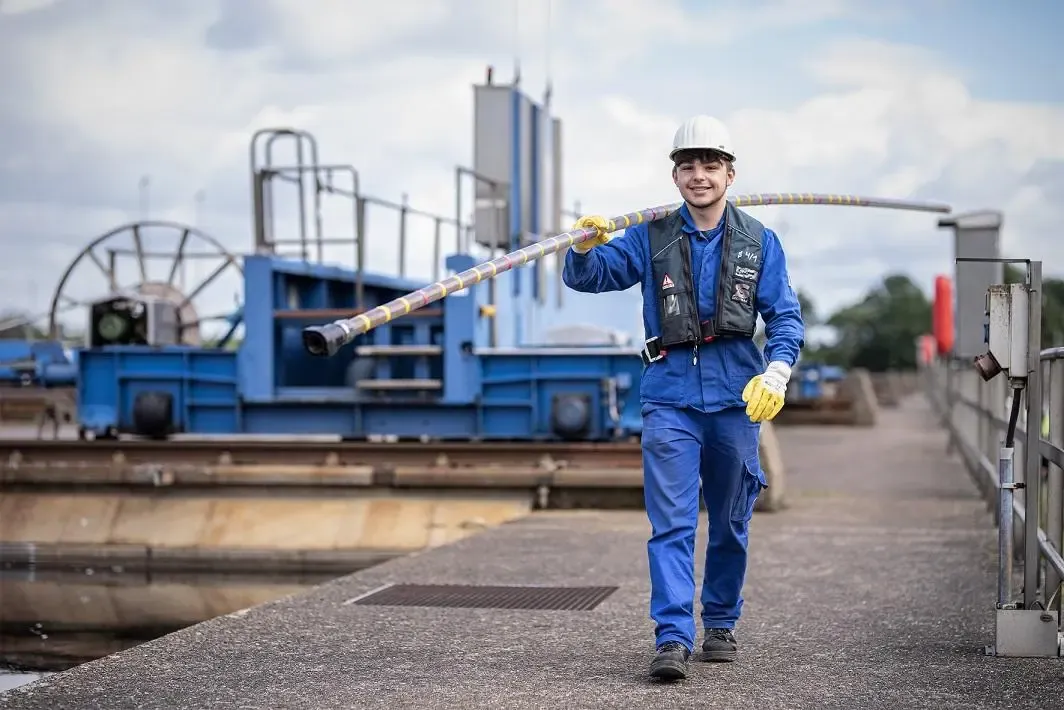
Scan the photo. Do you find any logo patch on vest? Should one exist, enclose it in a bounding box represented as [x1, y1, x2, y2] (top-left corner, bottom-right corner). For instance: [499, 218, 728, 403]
[731, 282, 752, 305]
[735, 265, 758, 281]
[661, 273, 674, 290]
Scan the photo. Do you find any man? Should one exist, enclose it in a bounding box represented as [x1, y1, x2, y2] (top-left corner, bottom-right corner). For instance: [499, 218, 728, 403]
[561, 115, 805, 681]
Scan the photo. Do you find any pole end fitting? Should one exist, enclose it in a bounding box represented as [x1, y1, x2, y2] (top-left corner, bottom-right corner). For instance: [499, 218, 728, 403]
[302, 323, 349, 357]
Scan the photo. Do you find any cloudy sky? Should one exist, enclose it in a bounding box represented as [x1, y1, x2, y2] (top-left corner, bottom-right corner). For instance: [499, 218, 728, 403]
[0, 0, 1060, 345]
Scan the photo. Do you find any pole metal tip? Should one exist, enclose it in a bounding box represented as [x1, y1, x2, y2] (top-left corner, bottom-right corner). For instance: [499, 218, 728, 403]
[302, 324, 348, 357]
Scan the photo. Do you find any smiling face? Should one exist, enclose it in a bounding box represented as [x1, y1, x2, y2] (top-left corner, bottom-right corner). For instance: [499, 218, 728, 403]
[671, 149, 734, 209]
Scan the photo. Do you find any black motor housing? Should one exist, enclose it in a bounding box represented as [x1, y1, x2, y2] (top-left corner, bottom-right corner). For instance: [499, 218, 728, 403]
[550, 393, 592, 440]
[132, 391, 174, 439]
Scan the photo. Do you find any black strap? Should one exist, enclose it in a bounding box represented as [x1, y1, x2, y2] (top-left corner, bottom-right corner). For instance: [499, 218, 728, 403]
[641, 321, 718, 365]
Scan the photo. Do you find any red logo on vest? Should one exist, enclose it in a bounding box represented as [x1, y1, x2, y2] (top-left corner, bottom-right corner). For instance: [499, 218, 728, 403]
[662, 273, 674, 289]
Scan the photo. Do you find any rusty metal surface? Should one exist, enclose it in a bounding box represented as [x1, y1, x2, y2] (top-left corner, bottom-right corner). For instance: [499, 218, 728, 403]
[0, 439, 640, 465]
[347, 583, 618, 611]
[0, 440, 643, 489]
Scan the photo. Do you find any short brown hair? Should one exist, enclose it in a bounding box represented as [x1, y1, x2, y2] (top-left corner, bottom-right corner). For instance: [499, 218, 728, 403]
[671, 148, 733, 171]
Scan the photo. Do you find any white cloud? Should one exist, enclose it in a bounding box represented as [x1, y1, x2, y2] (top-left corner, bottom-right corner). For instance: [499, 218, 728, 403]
[0, 0, 1059, 346]
[0, 0, 56, 15]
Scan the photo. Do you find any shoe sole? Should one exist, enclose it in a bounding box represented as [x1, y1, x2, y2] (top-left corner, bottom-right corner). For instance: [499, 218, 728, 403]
[701, 648, 737, 662]
[649, 660, 688, 680]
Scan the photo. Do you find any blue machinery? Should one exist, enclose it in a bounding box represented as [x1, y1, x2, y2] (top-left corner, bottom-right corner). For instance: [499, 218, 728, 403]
[65, 72, 954, 441]
[74, 74, 646, 441]
[0, 339, 77, 389]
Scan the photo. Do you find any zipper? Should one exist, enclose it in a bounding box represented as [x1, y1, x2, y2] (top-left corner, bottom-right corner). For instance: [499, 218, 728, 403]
[693, 343, 698, 365]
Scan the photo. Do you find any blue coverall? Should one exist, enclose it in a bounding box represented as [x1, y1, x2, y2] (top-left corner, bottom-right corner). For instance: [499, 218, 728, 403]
[562, 202, 805, 651]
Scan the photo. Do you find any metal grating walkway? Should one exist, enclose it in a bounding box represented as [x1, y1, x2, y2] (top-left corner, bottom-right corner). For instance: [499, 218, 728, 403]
[346, 583, 619, 611]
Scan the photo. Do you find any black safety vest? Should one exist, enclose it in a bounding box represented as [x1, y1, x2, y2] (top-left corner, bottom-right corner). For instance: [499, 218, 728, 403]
[647, 201, 765, 348]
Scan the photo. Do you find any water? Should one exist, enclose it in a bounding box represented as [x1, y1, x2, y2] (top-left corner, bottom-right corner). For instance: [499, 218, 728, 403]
[0, 566, 348, 694]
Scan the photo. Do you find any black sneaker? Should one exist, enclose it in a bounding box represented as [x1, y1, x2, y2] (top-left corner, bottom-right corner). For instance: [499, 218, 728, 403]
[701, 628, 737, 662]
[649, 641, 690, 680]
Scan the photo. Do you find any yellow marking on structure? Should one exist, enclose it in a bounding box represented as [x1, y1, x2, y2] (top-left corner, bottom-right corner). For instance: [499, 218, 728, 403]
[455, 274, 466, 289]
[355, 314, 371, 332]
[439, 282, 449, 297]
[488, 262, 498, 276]
[398, 297, 412, 314]
[637, 212, 644, 223]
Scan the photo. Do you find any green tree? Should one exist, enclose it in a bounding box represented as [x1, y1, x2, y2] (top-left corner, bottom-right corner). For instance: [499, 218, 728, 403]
[1004, 264, 1064, 348]
[820, 274, 932, 372]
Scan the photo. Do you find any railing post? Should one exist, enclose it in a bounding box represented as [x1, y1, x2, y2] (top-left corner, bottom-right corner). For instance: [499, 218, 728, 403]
[432, 217, 443, 283]
[355, 196, 366, 309]
[1047, 357, 1064, 622]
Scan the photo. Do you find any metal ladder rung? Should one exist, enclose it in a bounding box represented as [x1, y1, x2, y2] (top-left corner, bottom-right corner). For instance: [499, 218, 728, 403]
[355, 345, 442, 356]
[357, 378, 442, 390]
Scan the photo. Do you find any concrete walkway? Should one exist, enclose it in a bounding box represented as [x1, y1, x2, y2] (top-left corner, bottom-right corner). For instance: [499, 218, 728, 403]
[3, 397, 1061, 709]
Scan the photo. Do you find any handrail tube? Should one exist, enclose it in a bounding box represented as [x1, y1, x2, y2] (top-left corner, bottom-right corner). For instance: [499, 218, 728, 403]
[931, 345, 1064, 620]
[301, 192, 952, 356]
[949, 411, 1064, 581]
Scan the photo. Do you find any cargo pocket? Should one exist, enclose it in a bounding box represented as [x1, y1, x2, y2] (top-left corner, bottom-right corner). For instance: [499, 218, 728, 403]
[730, 454, 768, 523]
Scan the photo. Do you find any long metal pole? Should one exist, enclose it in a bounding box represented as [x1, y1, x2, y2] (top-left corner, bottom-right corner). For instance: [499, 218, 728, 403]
[301, 192, 952, 356]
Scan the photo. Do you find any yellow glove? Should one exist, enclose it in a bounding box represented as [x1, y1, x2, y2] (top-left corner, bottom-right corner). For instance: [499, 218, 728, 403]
[570, 215, 611, 254]
[742, 361, 792, 423]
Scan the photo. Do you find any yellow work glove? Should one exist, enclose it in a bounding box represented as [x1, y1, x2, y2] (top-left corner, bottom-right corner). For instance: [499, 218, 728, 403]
[570, 215, 611, 254]
[742, 361, 792, 423]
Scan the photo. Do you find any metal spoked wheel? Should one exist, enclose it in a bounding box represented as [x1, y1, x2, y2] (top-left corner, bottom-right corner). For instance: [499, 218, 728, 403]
[48, 221, 243, 345]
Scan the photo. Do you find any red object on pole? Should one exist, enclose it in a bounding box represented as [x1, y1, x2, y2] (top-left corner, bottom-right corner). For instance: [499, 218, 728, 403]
[933, 275, 954, 355]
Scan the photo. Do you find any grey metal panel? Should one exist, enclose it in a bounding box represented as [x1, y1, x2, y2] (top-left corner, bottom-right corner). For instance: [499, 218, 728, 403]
[942, 211, 1003, 359]
[552, 116, 563, 236]
[535, 105, 549, 305]
[553, 116, 565, 306]
[519, 92, 534, 241]
[472, 85, 513, 250]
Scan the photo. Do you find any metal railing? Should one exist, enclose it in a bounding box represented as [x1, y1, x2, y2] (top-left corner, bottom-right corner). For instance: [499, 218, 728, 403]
[926, 349, 1064, 626]
[249, 128, 478, 310]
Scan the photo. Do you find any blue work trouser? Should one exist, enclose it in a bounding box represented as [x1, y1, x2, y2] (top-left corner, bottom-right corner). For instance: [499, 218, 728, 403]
[640, 404, 766, 651]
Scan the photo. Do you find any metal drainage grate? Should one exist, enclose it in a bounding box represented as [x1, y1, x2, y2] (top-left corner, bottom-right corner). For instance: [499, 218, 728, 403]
[347, 583, 618, 611]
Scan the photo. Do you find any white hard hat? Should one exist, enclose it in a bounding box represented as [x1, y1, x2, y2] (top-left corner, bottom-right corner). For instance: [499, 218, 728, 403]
[670, 115, 735, 162]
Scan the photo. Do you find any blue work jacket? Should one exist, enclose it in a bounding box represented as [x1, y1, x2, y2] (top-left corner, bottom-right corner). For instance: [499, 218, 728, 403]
[562, 202, 805, 413]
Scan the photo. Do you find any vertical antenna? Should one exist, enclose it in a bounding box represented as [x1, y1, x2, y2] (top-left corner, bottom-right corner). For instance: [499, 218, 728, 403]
[139, 175, 151, 219]
[543, 0, 553, 108]
[513, 0, 521, 85]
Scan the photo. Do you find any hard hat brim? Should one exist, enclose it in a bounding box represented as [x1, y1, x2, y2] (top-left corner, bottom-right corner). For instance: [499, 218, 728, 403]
[669, 147, 736, 163]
